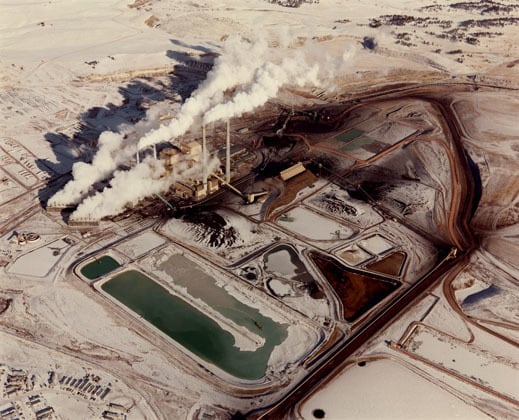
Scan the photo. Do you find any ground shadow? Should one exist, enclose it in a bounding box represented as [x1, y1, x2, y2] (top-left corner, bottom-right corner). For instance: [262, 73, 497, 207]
[36, 39, 217, 210]
[166, 39, 217, 100]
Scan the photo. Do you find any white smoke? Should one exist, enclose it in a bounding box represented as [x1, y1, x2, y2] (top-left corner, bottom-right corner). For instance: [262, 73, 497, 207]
[202, 43, 358, 125]
[138, 35, 356, 148]
[203, 52, 319, 125]
[70, 155, 220, 220]
[138, 36, 271, 149]
[49, 131, 126, 207]
[53, 32, 357, 220]
[48, 103, 169, 207]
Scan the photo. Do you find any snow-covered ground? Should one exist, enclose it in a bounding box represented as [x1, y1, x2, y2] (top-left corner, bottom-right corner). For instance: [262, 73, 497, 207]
[0, 326, 158, 419]
[404, 326, 518, 400]
[1, 0, 518, 417]
[7, 238, 74, 278]
[298, 358, 490, 419]
[358, 234, 395, 255]
[276, 206, 356, 241]
[115, 230, 166, 259]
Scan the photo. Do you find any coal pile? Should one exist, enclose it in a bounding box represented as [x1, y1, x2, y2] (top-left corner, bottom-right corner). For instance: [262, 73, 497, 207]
[182, 211, 238, 247]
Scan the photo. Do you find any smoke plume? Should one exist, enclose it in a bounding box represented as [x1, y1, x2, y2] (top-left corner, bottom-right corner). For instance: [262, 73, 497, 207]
[70, 155, 220, 220]
[203, 52, 319, 124]
[52, 32, 357, 220]
[138, 36, 271, 149]
[48, 104, 168, 207]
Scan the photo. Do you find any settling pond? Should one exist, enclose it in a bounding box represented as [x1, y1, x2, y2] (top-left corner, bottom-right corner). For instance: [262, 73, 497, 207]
[102, 264, 287, 380]
[81, 255, 120, 280]
[264, 244, 313, 283]
[310, 252, 401, 322]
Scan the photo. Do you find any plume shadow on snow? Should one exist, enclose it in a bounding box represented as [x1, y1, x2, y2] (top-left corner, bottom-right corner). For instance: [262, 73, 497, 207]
[36, 40, 216, 209]
[35, 80, 167, 207]
[166, 39, 216, 100]
[169, 39, 214, 54]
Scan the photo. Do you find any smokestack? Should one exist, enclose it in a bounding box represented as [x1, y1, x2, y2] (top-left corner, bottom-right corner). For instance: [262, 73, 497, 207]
[202, 123, 207, 189]
[136, 146, 140, 165]
[153, 144, 157, 159]
[226, 119, 231, 183]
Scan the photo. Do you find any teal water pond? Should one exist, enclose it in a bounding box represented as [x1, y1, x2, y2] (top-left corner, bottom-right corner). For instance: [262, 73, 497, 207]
[102, 269, 287, 380]
[81, 256, 120, 279]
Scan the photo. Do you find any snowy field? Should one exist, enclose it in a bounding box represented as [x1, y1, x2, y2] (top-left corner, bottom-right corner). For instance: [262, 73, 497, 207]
[115, 230, 166, 259]
[1, 0, 518, 417]
[453, 93, 519, 143]
[7, 238, 73, 278]
[298, 358, 490, 419]
[452, 257, 519, 327]
[0, 331, 155, 419]
[276, 206, 356, 241]
[404, 326, 519, 400]
[358, 234, 395, 255]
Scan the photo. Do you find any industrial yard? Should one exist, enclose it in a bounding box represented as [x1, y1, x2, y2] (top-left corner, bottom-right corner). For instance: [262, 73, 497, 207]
[1, 1, 519, 419]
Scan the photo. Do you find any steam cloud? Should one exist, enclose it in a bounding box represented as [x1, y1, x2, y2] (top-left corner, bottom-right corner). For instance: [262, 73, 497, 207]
[50, 33, 356, 220]
[138, 36, 272, 149]
[71, 155, 220, 220]
[48, 104, 169, 207]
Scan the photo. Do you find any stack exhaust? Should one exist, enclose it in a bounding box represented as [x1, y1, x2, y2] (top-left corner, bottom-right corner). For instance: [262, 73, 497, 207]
[202, 124, 208, 189]
[226, 119, 231, 183]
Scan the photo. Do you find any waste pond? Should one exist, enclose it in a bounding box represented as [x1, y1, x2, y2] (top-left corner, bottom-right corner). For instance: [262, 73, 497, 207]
[310, 252, 400, 322]
[335, 129, 363, 143]
[103, 267, 287, 380]
[462, 284, 500, 308]
[263, 244, 313, 283]
[277, 207, 355, 241]
[81, 255, 120, 280]
[365, 252, 406, 277]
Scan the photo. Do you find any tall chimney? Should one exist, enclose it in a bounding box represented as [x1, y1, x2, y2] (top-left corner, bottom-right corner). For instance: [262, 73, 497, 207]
[202, 123, 207, 189]
[226, 119, 231, 183]
[136, 146, 140, 165]
[153, 144, 157, 159]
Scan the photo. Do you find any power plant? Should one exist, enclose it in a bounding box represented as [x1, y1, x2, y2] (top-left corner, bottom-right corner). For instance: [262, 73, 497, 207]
[54, 117, 256, 225]
[158, 118, 235, 201]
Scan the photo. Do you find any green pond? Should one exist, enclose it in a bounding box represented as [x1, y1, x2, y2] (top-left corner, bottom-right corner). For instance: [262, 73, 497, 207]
[339, 135, 375, 152]
[102, 268, 287, 380]
[336, 128, 363, 143]
[81, 256, 120, 280]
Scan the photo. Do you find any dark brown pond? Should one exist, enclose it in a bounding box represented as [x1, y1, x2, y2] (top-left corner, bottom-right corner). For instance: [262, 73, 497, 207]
[309, 252, 401, 322]
[365, 252, 407, 277]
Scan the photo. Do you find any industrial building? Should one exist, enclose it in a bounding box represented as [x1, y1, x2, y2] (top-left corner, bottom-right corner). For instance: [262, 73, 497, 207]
[61, 117, 256, 225]
[156, 119, 242, 202]
[159, 137, 224, 201]
[280, 162, 306, 181]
